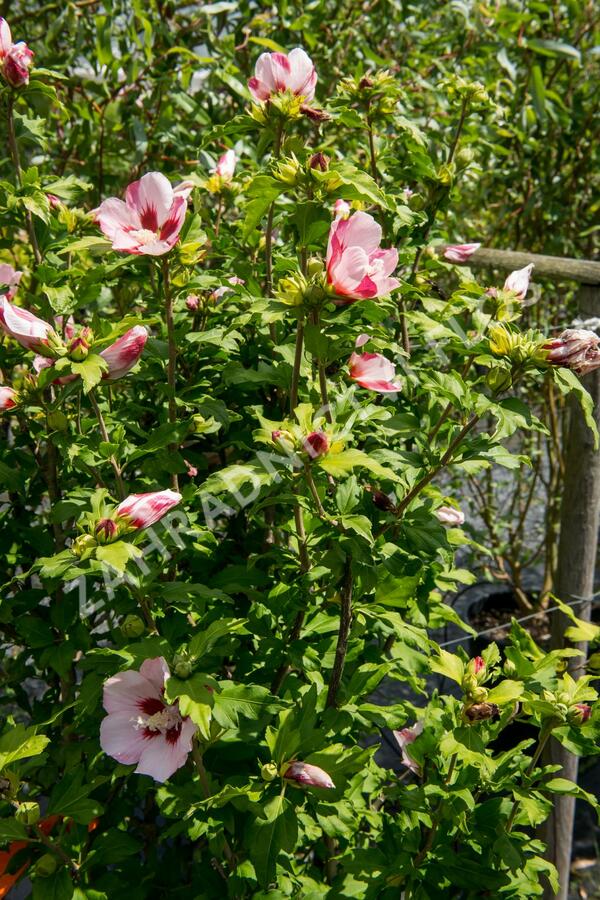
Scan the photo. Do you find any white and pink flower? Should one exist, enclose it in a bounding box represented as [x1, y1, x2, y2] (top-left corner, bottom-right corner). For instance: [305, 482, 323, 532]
[0, 386, 18, 410]
[0, 264, 23, 300]
[100, 325, 148, 380]
[283, 761, 334, 789]
[326, 211, 399, 303]
[393, 721, 423, 775]
[436, 506, 465, 526]
[100, 657, 196, 783]
[115, 490, 182, 529]
[93, 172, 193, 256]
[248, 48, 316, 103]
[545, 328, 600, 376]
[0, 19, 34, 87]
[214, 149, 236, 182]
[0, 298, 57, 355]
[209, 276, 245, 304]
[349, 351, 402, 393]
[504, 263, 534, 300]
[443, 243, 481, 263]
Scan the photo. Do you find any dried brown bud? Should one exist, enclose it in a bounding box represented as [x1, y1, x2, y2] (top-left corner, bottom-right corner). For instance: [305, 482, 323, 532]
[464, 702, 500, 722]
[300, 105, 331, 122]
[309, 152, 329, 171]
[359, 75, 374, 90]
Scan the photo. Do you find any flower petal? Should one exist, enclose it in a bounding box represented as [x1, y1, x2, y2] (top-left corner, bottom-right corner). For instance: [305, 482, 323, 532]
[100, 711, 148, 765]
[102, 669, 161, 715]
[125, 172, 174, 230]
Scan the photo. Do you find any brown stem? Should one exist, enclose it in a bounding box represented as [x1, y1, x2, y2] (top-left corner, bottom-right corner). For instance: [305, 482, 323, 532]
[395, 415, 479, 519]
[290, 319, 305, 415]
[162, 258, 179, 491]
[366, 112, 378, 183]
[89, 389, 126, 500]
[326, 556, 353, 708]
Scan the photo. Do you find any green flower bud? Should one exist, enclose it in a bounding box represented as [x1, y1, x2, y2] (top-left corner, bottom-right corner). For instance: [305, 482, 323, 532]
[36, 853, 58, 877]
[173, 653, 193, 679]
[121, 614, 145, 639]
[261, 762, 278, 782]
[503, 658, 517, 677]
[273, 155, 301, 186]
[72, 533, 97, 558]
[469, 686, 488, 703]
[455, 146, 475, 168]
[15, 801, 40, 826]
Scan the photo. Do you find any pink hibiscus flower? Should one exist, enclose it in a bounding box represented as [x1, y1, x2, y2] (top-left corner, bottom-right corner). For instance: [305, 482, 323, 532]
[248, 48, 317, 103]
[100, 657, 196, 782]
[326, 211, 399, 303]
[93, 172, 193, 256]
[349, 351, 402, 393]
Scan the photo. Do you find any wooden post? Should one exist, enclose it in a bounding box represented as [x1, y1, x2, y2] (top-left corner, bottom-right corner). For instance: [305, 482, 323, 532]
[445, 246, 600, 284]
[541, 284, 600, 899]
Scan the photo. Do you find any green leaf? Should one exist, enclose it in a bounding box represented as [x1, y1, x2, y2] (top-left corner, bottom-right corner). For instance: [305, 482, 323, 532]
[319, 448, 399, 481]
[47, 772, 104, 825]
[243, 175, 284, 237]
[96, 541, 142, 575]
[212, 683, 286, 729]
[188, 618, 249, 660]
[527, 39, 581, 64]
[530, 65, 547, 122]
[248, 793, 298, 887]
[430, 648, 464, 685]
[552, 367, 598, 447]
[164, 674, 216, 740]
[0, 724, 50, 770]
[32, 869, 74, 900]
[70, 354, 108, 393]
[486, 680, 524, 705]
[0, 817, 29, 841]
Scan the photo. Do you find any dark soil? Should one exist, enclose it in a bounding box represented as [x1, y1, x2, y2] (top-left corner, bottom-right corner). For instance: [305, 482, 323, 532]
[468, 589, 552, 646]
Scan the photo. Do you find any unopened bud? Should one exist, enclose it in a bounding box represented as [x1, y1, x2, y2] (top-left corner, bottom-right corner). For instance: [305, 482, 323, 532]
[271, 429, 295, 455]
[95, 517, 118, 544]
[309, 152, 329, 171]
[359, 75, 374, 90]
[186, 294, 200, 312]
[567, 703, 592, 726]
[72, 533, 97, 558]
[503, 659, 517, 677]
[368, 487, 396, 512]
[121, 614, 145, 639]
[464, 702, 500, 722]
[303, 430, 329, 459]
[261, 762, 278, 782]
[172, 653, 193, 679]
[69, 327, 93, 362]
[15, 802, 40, 826]
[300, 105, 331, 122]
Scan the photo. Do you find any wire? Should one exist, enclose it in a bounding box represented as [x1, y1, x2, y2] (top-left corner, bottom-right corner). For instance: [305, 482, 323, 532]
[438, 595, 600, 649]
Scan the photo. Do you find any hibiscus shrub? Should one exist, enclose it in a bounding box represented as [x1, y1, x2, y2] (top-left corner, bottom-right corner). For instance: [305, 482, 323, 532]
[1, 5, 600, 900]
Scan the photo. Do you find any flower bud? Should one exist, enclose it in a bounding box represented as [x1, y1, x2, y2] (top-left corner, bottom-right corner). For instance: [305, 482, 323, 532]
[455, 146, 475, 168]
[95, 517, 118, 544]
[274, 155, 301, 186]
[72, 533, 97, 558]
[283, 761, 335, 789]
[303, 430, 329, 459]
[545, 329, 600, 376]
[121, 614, 145, 639]
[69, 327, 93, 362]
[368, 487, 397, 512]
[300, 105, 331, 122]
[186, 294, 200, 312]
[35, 853, 58, 877]
[359, 75, 374, 90]
[503, 658, 517, 677]
[15, 801, 40, 825]
[172, 653, 193, 679]
[567, 703, 592, 726]
[307, 257, 324, 278]
[309, 152, 329, 171]
[464, 702, 499, 722]
[261, 762, 278, 782]
[271, 429, 296, 455]
[469, 686, 488, 703]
